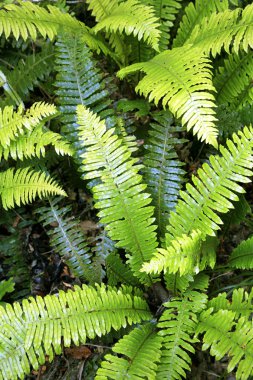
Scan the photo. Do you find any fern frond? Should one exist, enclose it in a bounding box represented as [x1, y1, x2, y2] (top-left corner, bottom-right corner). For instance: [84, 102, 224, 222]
[173, 0, 229, 47]
[86, 0, 119, 22]
[106, 251, 140, 286]
[197, 309, 253, 380]
[5, 45, 54, 100]
[93, 0, 161, 52]
[96, 323, 162, 379]
[214, 51, 253, 108]
[143, 111, 186, 236]
[37, 197, 93, 281]
[208, 288, 253, 319]
[0, 284, 151, 380]
[0, 278, 15, 302]
[0, 2, 108, 54]
[0, 125, 72, 161]
[0, 102, 57, 147]
[77, 105, 158, 284]
[157, 290, 207, 379]
[229, 235, 253, 269]
[0, 167, 66, 209]
[142, 126, 253, 275]
[187, 4, 253, 56]
[55, 32, 117, 171]
[118, 46, 218, 146]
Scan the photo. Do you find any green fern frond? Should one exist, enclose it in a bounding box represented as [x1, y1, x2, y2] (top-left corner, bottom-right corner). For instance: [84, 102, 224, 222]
[187, 3, 253, 56]
[96, 323, 162, 379]
[196, 309, 253, 380]
[77, 105, 158, 284]
[157, 290, 207, 380]
[0, 284, 151, 380]
[164, 272, 209, 294]
[143, 111, 186, 236]
[118, 46, 218, 146]
[208, 288, 253, 319]
[4, 45, 54, 101]
[106, 251, 140, 286]
[86, 0, 119, 22]
[0, 124, 73, 161]
[0, 278, 15, 302]
[173, 0, 229, 47]
[214, 51, 253, 108]
[93, 0, 161, 52]
[229, 235, 253, 269]
[37, 197, 93, 281]
[0, 2, 108, 54]
[0, 102, 57, 147]
[0, 167, 66, 209]
[142, 126, 253, 275]
[55, 32, 118, 171]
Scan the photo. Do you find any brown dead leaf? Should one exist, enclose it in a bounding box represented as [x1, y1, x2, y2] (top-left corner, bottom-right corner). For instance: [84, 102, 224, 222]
[65, 346, 92, 360]
[79, 220, 99, 233]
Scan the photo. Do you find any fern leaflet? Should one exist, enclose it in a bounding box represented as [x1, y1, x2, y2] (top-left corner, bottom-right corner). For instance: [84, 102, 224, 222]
[229, 235, 253, 269]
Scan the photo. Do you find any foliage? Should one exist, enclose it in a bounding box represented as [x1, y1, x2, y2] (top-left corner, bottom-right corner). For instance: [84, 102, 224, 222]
[1, 1, 253, 379]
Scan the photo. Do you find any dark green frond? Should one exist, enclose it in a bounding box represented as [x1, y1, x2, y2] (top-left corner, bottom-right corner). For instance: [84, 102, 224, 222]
[214, 51, 253, 108]
[208, 288, 253, 319]
[0, 284, 151, 380]
[0, 278, 15, 302]
[0, 2, 108, 54]
[173, 0, 229, 47]
[93, 0, 161, 52]
[229, 235, 253, 269]
[37, 197, 93, 281]
[3, 45, 54, 101]
[0, 125, 73, 161]
[106, 251, 140, 286]
[142, 126, 253, 275]
[77, 105, 158, 284]
[54, 32, 117, 171]
[143, 111, 186, 236]
[0, 102, 57, 148]
[96, 323, 162, 379]
[157, 290, 207, 379]
[118, 46, 218, 146]
[187, 4, 253, 56]
[197, 309, 253, 380]
[0, 167, 66, 209]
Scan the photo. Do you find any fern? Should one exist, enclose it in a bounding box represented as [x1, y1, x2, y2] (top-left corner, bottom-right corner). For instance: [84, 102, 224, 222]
[77, 105, 158, 284]
[142, 126, 253, 275]
[208, 288, 253, 319]
[0, 102, 57, 147]
[0, 278, 15, 302]
[157, 290, 207, 379]
[37, 197, 93, 281]
[106, 251, 140, 286]
[173, 0, 229, 47]
[93, 0, 161, 53]
[229, 235, 253, 269]
[0, 124, 73, 161]
[214, 51, 253, 108]
[0, 2, 109, 54]
[143, 111, 186, 236]
[0, 167, 66, 209]
[196, 309, 253, 380]
[96, 323, 162, 379]
[187, 3, 253, 56]
[2, 45, 54, 102]
[118, 45, 218, 146]
[54, 32, 118, 171]
[0, 284, 151, 380]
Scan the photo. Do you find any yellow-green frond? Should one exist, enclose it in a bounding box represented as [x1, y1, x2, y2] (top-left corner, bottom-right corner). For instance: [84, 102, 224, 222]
[0, 167, 66, 209]
[0, 102, 57, 147]
[93, 0, 161, 52]
[118, 46, 218, 146]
